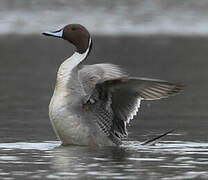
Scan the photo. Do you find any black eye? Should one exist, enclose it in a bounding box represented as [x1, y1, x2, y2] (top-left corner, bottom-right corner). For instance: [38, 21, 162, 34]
[72, 27, 76, 31]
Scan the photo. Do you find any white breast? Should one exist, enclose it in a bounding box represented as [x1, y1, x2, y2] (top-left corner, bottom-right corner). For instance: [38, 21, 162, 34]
[49, 61, 91, 145]
[49, 88, 92, 145]
[48, 39, 95, 145]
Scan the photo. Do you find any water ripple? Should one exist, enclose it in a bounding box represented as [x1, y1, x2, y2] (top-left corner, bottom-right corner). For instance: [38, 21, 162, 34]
[0, 141, 207, 179]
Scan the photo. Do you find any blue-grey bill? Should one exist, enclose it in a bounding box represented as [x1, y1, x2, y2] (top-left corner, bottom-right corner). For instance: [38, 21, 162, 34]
[42, 29, 63, 38]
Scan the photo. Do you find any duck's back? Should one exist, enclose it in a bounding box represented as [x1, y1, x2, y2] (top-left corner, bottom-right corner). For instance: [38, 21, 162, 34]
[78, 63, 127, 94]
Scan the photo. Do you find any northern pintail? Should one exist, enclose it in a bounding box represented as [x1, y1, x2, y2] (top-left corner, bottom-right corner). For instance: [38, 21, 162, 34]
[43, 24, 183, 146]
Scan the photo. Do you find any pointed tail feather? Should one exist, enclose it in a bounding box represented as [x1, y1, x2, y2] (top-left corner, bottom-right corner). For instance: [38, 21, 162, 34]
[141, 129, 175, 146]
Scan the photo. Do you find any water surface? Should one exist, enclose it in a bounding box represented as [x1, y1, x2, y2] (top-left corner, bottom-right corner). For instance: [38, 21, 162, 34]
[0, 35, 208, 179]
[0, 140, 208, 179]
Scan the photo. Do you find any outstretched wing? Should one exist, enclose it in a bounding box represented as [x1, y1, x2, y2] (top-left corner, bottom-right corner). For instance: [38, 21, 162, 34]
[79, 65, 183, 145]
[99, 77, 184, 124]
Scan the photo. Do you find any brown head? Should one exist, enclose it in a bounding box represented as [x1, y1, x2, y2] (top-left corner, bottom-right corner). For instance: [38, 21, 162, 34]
[43, 24, 91, 54]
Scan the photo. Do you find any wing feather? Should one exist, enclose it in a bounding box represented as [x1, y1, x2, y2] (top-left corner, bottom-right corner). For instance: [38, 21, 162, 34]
[79, 64, 184, 145]
[93, 77, 183, 142]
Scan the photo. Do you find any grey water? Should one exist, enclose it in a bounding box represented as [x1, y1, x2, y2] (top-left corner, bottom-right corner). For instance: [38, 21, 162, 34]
[1, 141, 208, 179]
[1, 0, 208, 179]
[1, 35, 208, 179]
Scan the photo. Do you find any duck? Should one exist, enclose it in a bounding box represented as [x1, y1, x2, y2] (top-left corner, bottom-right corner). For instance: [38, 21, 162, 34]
[43, 24, 183, 147]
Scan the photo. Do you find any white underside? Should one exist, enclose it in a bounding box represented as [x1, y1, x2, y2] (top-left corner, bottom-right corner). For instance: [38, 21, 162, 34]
[127, 99, 141, 123]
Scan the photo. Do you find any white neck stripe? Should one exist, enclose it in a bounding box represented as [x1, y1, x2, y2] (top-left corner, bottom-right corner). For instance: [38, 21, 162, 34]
[57, 38, 92, 81]
[69, 37, 91, 65]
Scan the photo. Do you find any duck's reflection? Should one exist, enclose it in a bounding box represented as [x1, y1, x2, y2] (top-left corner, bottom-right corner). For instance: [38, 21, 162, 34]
[50, 145, 132, 173]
